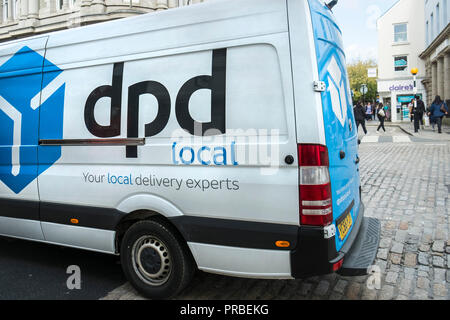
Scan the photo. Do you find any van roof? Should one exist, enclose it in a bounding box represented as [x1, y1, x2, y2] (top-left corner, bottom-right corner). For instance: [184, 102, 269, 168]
[1, 0, 285, 49]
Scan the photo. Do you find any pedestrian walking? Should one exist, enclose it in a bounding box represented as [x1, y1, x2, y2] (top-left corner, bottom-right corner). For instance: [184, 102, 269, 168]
[414, 95, 426, 133]
[385, 103, 391, 121]
[427, 105, 437, 131]
[428, 95, 449, 134]
[372, 103, 377, 121]
[408, 99, 414, 123]
[354, 102, 367, 134]
[365, 103, 373, 121]
[376, 103, 386, 133]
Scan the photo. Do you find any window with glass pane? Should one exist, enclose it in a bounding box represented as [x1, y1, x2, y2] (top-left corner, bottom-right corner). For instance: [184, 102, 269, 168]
[394, 56, 408, 72]
[394, 24, 407, 42]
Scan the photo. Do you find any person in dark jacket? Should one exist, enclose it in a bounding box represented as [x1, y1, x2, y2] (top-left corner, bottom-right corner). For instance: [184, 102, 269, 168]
[427, 105, 437, 131]
[428, 95, 449, 134]
[354, 102, 367, 134]
[376, 103, 386, 133]
[414, 95, 426, 133]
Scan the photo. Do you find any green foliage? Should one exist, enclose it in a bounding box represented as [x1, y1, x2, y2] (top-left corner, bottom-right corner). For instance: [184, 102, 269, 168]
[347, 59, 378, 104]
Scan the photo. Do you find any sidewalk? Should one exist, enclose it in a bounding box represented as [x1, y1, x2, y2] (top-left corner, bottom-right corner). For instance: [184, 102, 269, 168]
[366, 120, 450, 141]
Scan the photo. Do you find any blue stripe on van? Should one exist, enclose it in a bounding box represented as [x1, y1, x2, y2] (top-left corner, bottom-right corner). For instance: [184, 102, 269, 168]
[308, 0, 361, 252]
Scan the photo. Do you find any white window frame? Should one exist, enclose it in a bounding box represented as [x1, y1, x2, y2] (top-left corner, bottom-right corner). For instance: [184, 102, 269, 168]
[393, 23, 408, 43]
[436, 3, 440, 33]
[444, 0, 448, 26]
[431, 13, 434, 39]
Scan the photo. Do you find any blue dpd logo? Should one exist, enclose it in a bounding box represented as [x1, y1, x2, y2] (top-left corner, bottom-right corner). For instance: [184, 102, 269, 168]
[0, 46, 65, 194]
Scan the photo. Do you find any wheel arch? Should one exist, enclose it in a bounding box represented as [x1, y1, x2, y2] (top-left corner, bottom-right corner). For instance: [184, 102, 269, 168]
[114, 194, 188, 255]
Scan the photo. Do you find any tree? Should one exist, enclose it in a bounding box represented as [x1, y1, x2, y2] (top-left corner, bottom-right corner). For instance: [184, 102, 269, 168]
[347, 59, 378, 104]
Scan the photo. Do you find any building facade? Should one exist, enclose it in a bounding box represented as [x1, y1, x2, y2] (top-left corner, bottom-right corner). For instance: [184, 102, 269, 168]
[0, 0, 204, 42]
[377, 0, 427, 122]
[419, 0, 450, 110]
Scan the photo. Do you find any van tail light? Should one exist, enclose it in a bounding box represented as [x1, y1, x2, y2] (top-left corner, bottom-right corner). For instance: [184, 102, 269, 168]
[298, 144, 333, 226]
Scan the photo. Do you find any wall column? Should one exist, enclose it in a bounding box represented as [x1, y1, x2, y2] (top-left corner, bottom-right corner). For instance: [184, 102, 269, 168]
[437, 57, 445, 98]
[0, 1, 3, 24]
[20, 0, 28, 20]
[444, 53, 450, 101]
[27, 0, 37, 19]
[62, 0, 69, 10]
[47, 0, 56, 14]
[431, 61, 438, 100]
[7, 0, 14, 22]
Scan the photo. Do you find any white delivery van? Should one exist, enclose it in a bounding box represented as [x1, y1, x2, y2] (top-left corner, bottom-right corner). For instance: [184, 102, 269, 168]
[0, 0, 380, 299]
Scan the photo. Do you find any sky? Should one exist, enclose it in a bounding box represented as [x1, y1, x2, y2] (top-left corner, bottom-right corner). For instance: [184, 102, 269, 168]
[333, 0, 399, 63]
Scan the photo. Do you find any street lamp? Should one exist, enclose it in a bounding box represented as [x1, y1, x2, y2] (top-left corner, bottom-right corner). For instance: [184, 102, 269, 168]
[411, 68, 418, 93]
[411, 68, 418, 116]
[360, 84, 368, 105]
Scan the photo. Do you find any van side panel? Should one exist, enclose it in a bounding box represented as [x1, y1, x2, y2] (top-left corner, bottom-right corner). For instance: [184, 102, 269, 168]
[35, 0, 300, 271]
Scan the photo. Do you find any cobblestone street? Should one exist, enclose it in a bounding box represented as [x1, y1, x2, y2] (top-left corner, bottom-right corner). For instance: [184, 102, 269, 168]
[102, 137, 450, 300]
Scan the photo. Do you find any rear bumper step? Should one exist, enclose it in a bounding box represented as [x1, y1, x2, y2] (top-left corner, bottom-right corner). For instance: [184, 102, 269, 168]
[337, 217, 381, 276]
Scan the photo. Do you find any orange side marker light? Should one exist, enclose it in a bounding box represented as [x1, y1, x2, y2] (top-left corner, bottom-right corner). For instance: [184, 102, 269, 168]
[275, 241, 290, 248]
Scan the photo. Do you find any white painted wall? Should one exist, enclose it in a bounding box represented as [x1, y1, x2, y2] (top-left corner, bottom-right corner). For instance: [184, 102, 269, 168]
[377, 0, 426, 81]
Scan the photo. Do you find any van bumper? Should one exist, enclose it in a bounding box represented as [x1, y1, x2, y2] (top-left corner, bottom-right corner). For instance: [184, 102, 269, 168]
[290, 203, 381, 278]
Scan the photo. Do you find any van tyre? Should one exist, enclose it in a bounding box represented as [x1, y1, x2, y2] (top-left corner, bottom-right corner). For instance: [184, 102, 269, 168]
[120, 219, 195, 299]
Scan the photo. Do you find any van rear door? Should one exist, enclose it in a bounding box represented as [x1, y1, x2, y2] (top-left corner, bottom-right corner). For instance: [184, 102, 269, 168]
[307, 0, 361, 252]
[0, 38, 48, 240]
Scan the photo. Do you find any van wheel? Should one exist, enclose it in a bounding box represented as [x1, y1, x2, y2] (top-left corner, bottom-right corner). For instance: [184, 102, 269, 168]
[120, 219, 195, 299]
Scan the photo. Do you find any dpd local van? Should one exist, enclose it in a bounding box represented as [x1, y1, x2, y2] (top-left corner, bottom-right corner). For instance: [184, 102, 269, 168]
[0, 0, 381, 299]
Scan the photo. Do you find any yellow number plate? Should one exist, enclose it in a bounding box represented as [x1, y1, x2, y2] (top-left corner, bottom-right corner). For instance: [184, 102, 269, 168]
[337, 213, 353, 241]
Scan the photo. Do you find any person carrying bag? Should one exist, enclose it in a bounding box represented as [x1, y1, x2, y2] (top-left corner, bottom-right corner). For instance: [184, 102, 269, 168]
[428, 96, 449, 134]
[377, 103, 386, 133]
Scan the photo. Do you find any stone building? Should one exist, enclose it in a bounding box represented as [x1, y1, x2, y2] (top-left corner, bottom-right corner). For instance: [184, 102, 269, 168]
[0, 0, 205, 42]
[419, 0, 450, 110]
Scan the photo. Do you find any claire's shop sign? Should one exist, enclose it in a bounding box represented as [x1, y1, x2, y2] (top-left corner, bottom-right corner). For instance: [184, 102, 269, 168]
[389, 83, 414, 92]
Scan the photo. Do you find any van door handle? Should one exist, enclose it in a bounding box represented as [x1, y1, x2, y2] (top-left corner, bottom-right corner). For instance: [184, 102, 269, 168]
[355, 156, 360, 164]
[339, 151, 345, 159]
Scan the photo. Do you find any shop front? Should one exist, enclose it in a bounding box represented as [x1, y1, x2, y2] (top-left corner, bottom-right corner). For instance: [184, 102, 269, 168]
[377, 79, 427, 122]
